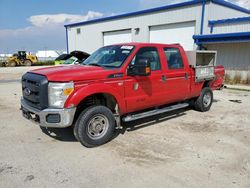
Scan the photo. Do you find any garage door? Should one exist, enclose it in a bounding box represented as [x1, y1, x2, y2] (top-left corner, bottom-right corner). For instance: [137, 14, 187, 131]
[103, 30, 132, 46]
[205, 42, 250, 69]
[149, 22, 195, 50]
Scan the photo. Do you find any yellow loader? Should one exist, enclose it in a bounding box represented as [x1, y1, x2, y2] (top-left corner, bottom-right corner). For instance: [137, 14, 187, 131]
[6, 51, 38, 67]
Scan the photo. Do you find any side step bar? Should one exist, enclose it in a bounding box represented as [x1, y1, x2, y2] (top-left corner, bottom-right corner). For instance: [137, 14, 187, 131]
[123, 103, 189, 122]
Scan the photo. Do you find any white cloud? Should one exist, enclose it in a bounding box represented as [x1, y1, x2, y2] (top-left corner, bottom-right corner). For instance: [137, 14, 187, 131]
[139, 0, 188, 9]
[28, 11, 103, 27]
[0, 11, 104, 53]
[139, 0, 250, 9]
[227, 0, 250, 9]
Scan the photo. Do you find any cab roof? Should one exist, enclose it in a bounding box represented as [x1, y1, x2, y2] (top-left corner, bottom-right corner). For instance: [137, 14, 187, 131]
[109, 42, 182, 48]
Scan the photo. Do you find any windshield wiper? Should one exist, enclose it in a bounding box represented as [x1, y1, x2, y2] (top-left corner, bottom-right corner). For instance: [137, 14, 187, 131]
[102, 65, 119, 68]
[87, 63, 104, 67]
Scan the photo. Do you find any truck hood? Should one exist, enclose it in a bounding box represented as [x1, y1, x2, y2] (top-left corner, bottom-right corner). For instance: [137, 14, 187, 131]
[29, 65, 114, 82]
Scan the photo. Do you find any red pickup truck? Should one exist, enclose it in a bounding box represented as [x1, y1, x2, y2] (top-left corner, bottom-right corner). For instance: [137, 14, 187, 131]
[21, 43, 224, 147]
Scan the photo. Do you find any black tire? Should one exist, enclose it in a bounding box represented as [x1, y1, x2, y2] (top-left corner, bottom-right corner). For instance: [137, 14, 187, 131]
[8, 61, 16, 67]
[194, 87, 213, 112]
[24, 60, 32, 66]
[73, 123, 80, 141]
[0, 62, 6, 67]
[76, 105, 116, 147]
[73, 107, 91, 142]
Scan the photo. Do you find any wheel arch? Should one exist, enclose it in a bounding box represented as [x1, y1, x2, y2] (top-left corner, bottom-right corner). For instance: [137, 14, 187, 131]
[202, 80, 211, 89]
[64, 84, 126, 122]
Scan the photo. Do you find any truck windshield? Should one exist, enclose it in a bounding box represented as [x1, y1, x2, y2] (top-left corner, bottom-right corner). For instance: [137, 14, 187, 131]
[82, 45, 134, 68]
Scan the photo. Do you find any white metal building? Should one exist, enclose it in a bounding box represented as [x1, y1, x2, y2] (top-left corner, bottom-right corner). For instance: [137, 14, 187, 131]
[64, 0, 250, 70]
[36, 50, 61, 61]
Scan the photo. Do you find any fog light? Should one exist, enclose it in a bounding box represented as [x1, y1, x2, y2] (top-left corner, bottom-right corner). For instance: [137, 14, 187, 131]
[46, 114, 61, 123]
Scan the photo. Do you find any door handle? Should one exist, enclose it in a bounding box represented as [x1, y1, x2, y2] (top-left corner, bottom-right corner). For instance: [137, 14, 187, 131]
[184, 73, 188, 80]
[161, 75, 167, 82]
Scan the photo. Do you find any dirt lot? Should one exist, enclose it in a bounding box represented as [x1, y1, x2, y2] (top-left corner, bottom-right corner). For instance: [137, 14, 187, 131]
[0, 67, 250, 188]
[0, 66, 48, 81]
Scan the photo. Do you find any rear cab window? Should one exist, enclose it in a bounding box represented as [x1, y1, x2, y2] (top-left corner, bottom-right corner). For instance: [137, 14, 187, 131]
[164, 48, 184, 70]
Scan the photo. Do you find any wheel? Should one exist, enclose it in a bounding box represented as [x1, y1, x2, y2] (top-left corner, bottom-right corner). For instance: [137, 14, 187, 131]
[76, 105, 116, 147]
[0, 62, 6, 67]
[24, 60, 32, 66]
[194, 87, 213, 112]
[8, 61, 16, 67]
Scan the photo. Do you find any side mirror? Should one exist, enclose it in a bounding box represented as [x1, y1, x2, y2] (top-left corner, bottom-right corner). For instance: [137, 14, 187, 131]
[127, 59, 151, 76]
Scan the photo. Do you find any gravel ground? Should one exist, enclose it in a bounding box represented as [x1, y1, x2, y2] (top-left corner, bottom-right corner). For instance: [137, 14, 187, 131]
[0, 67, 250, 188]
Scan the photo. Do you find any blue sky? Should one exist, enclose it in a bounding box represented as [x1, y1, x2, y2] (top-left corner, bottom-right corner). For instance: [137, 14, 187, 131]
[0, 0, 249, 54]
[0, 0, 140, 29]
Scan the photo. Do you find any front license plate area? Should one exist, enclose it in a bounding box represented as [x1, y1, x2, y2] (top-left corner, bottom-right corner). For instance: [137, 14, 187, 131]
[22, 107, 40, 123]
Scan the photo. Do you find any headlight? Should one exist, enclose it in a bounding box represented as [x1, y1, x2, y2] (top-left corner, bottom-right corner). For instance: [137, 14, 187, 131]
[48, 82, 74, 108]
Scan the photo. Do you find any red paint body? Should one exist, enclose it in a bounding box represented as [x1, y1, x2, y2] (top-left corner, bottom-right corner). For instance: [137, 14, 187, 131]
[30, 43, 225, 115]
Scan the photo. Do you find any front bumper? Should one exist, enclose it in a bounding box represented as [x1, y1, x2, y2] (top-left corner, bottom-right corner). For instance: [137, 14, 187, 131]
[21, 98, 76, 128]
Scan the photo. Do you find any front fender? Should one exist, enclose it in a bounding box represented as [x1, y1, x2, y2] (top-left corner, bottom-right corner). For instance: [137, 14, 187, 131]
[64, 83, 126, 114]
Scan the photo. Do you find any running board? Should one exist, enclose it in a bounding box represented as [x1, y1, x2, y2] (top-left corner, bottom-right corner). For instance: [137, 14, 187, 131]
[123, 103, 189, 122]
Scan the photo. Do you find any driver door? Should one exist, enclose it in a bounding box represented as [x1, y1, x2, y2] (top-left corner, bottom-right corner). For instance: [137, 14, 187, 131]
[124, 47, 166, 113]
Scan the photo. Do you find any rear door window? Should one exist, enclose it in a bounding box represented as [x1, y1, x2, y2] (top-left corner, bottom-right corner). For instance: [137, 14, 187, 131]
[164, 48, 184, 69]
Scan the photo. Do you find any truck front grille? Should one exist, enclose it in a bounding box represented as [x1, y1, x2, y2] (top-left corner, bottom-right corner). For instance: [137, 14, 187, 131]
[22, 73, 48, 110]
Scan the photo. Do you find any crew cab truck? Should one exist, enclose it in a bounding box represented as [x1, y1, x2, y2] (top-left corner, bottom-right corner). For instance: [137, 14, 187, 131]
[21, 43, 225, 147]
